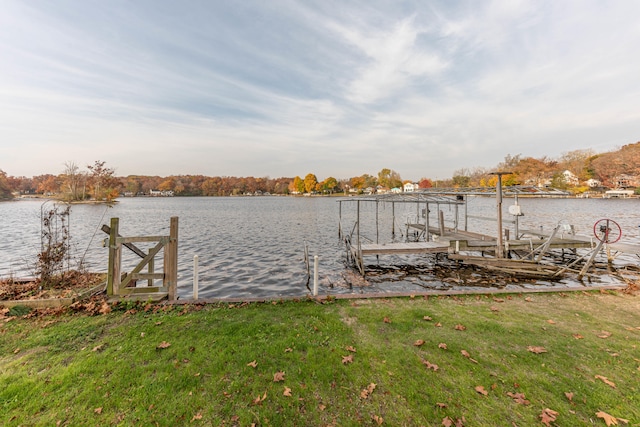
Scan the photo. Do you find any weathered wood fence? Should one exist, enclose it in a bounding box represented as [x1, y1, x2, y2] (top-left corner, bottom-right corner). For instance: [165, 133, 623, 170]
[105, 217, 178, 300]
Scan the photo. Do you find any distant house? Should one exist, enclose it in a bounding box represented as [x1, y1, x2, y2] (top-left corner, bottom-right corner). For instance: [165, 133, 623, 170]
[376, 185, 388, 194]
[403, 182, 419, 192]
[586, 178, 601, 188]
[149, 189, 174, 197]
[614, 174, 639, 188]
[390, 187, 402, 194]
[562, 170, 579, 186]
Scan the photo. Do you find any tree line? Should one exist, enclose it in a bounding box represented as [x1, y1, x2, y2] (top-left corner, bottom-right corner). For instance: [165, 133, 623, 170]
[1, 141, 639, 201]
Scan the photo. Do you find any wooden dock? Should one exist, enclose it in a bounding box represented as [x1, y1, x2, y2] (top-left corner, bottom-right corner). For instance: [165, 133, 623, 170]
[340, 189, 640, 278]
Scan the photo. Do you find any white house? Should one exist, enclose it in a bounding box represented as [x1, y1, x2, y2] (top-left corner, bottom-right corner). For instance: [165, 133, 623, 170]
[403, 182, 419, 192]
[562, 170, 579, 186]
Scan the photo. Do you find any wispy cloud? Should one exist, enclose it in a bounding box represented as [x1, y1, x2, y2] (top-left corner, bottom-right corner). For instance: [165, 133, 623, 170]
[1, 1, 639, 180]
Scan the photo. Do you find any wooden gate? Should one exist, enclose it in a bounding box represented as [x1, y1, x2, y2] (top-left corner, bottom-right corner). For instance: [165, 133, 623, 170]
[105, 217, 178, 300]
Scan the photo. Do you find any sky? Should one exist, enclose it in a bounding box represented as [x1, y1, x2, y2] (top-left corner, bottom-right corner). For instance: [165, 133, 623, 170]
[1, 1, 639, 181]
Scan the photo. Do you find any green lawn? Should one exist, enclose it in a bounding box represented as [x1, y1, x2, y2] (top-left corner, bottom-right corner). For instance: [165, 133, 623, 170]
[1, 291, 639, 426]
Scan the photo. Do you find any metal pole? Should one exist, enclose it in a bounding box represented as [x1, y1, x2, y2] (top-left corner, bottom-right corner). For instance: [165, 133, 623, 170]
[392, 202, 395, 238]
[496, 174, 504, 258]
[356, 200, 360, 248]
[313, 255, 319, 296]
[376, 200, 379, 244]
[193, 255, 199, 300]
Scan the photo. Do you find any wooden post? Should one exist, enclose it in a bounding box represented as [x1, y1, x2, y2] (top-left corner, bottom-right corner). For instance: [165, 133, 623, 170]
[490, 171, 512, 258]
[148, 251, 155, 287]
[106, 218, 121, 296]
[166, 216, 179, 300]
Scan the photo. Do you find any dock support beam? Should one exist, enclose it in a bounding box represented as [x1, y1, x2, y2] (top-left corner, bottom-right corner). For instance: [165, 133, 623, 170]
[490, 171, 512, 258]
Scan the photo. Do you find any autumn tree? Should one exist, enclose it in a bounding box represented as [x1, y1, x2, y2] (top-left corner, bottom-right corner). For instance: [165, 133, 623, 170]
[451, 168, 471, 187]
[34, 174, 60, 195]
[318, 176, 339, 194]
[61, 161, 86, 201]
[377, 168, 402, 189]
[87, 160, 119, 201]
[590, 142, 640, 187]
[304, 173, 318, 193]
[0, 170, 12, 200]
[558, 149, 594, 180]
[418, 178, 432, 188]
[158, 177, 176, 192]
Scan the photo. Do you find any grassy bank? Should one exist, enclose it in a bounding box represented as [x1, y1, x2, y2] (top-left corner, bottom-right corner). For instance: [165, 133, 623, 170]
[1, 291, 639, 426]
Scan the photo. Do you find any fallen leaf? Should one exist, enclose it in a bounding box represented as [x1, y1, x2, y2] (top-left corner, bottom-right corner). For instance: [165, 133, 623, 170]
[247, 360, 257, 368]
[490, 306, 500, 312]
[383, 317, 391, 323]
[342, 354, 354, 364]
[539, 408, 558, 426]
[284, 347, 293, 353]
[273, 371, 285, 382]
[525, 297, 532, 302]
[283, 386, 292, 397]
[423, 315, 433, 321]
[461, 350, 478, 364]
[573, 334, 584, 339]
[360, 383, 376, 399]
[318, 403, 326, 411]
[547, 319, 556, 324]
[99, 302, 111, 315]
[414, 339, 425, 347]
[346, 345, 357, 353]
[595, 375, 616, 388]
[596, 411, 627, 426]
[598, 331, 612, 339]
[94, 407, 102, 415]
[438, 343, 448, 350]
[421, 359, 439, 371]
[92, 344, 104, 352]
[595, 411, 617, 426]
[442, 416, 453, 427]
[372, 414, 384, 425]
[493, 297, 505, 303]
[475, 385, 488, 396]
[13, 348, 20, 354]
[156, 341, 171, 349]
[191, 412, 203, 421]
[252, 392, 267, 405]
[436, 402, 448, 408]
[565, 392, 574, 402]
[454, 324, 466, 331]
[435, 322, 442, 327]
[527, 346, 547, 354]
[507, 391, 530, 405]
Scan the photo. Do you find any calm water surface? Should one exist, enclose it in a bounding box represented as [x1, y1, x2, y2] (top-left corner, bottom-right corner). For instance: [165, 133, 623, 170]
[1, 196, 639, 298]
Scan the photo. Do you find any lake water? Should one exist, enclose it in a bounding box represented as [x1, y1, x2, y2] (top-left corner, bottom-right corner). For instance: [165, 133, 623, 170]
[1, 196, 639, 298]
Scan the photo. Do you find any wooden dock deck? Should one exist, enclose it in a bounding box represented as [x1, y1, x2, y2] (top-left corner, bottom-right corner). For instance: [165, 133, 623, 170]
[347, 227, 606, 276]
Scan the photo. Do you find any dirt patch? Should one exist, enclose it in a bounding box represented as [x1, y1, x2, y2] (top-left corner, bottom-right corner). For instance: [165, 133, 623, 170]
[0, 271, 105, 301]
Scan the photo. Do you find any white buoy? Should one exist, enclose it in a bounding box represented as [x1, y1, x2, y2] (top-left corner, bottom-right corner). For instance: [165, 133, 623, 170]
[313, 255, 319, 296]
[193, 255, 199, 300]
